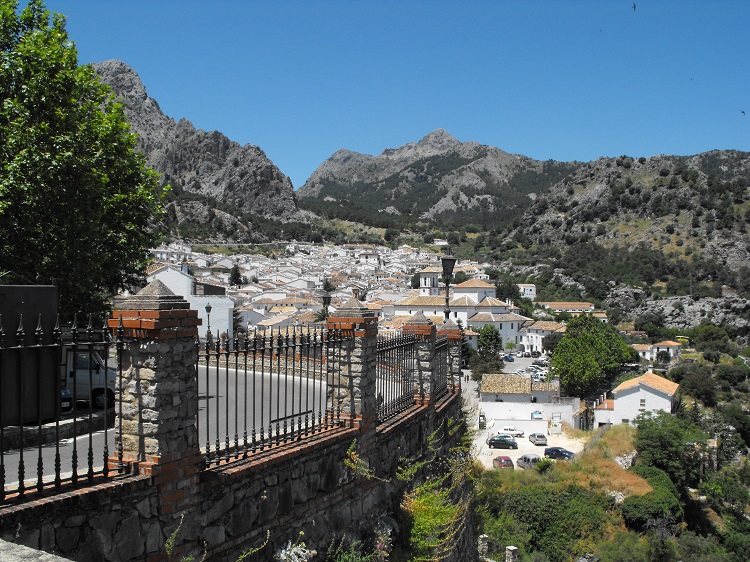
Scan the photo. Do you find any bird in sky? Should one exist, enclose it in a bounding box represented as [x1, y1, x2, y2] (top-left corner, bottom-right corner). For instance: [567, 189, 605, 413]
[742, 111, 746, 116]
[633, 3, 636, 10]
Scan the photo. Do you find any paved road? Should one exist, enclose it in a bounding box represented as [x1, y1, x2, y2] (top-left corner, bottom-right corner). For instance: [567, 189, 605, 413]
[1, 366, 329, 489]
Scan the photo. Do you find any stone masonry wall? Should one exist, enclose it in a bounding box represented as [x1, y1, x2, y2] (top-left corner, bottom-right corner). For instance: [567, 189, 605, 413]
[204, 391, 463, 562]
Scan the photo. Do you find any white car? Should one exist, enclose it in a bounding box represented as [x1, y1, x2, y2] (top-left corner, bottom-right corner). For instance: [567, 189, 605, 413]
[500, 426, 524, 437]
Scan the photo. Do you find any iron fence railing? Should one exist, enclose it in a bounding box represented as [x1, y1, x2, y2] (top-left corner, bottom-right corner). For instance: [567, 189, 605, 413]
[376, 332, 418, 422]
[433, 335, 449, 400]
[0, 314, 120, 504]
[0, 311, 457, 501]
[197, 325, 353, 467]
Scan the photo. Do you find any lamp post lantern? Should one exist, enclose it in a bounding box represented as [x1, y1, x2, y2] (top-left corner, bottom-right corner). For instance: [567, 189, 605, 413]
[321, 291, 332, 319]
[205, 303, 212, 344]
[441, 252, 457, 322]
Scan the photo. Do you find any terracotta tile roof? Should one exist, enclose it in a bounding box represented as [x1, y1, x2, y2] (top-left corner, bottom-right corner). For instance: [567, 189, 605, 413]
[454, 279, 495, 289]
[631, 344, 651, 351]
[477, 297, 507, 307]
[655, 340, 682, 347]
[527, 321, 566, 333]
[419, 266, 444, 273]
[537, 301, 594, 310]
[597, 399, 614, 410]
[613, 372, 679, 396]
[480, 373, 531, 395]
[395, 295, 445, 306]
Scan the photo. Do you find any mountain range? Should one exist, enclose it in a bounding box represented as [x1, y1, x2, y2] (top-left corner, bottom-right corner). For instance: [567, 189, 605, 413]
[94, 60, 750, 332]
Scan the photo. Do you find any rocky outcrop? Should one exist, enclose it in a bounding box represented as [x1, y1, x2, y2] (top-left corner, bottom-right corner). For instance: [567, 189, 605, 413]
[298, 129, 579, 226]
[94, 60, 301, 222]
[605, 286, 750, 332]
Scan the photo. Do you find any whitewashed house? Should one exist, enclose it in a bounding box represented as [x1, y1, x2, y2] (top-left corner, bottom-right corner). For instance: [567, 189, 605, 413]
[594, 372, 680, 427]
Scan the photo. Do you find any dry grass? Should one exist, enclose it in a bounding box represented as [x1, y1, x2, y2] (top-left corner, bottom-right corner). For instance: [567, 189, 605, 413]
[561, 425, 652, 496]
[482, 425, 653, 498]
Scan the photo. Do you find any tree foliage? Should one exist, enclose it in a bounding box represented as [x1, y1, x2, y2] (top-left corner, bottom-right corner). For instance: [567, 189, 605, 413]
[0, 0, 165, 316]
[633, 411, 707, 495]
[551, 314, 631, 397]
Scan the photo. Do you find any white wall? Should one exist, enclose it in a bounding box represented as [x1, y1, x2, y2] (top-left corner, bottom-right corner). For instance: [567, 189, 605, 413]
[613, 386, 673, 425]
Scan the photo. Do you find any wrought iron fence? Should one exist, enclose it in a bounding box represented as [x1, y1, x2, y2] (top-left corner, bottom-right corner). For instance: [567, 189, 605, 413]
[376, 332, 418, 422]
[197, 325, 353, 467]
[0, 314, 121, 504]
[433, 335, 449, 400]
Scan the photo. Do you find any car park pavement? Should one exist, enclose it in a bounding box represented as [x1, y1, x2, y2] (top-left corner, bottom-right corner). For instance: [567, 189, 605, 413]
[475, 423, 584, 470]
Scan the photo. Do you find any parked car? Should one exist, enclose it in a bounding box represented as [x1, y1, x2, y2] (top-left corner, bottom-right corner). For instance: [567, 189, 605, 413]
[529, 433, 548, 446]
[544, 447, 575, 461]
[531, 350, 541, 358]
[493, 455, 514, 469]
[523, 351, 532, 358]
[516, 351, 523, 358]
[503, 355, 514, 362]
[501, 426, 524, 437]
[60, 387, 72, 414]
[517, 453, 541, 469]
[487, 435, 518, 449]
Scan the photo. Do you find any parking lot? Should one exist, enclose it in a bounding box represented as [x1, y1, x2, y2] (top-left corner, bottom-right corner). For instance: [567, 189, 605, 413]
[462, 357, 586, 470]
[474, 424, 585, 470]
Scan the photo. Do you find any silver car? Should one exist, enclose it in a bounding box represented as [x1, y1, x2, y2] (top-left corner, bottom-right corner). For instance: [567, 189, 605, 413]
[529, 433, 548, 446]
[517, 453, 542, 469]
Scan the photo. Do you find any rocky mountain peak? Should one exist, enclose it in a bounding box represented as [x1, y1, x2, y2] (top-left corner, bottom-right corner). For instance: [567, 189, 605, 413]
[93, 60, 301, 225]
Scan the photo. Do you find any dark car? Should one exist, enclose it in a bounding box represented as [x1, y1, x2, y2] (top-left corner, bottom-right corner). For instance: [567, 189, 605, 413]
[531, 350, 541, 358]
[488, 435, 518, 449]
[61, 387, 73, 414]
[503, 355, 514, 362]
[544, 447, 575, 460]
[493, 455, 514, 469]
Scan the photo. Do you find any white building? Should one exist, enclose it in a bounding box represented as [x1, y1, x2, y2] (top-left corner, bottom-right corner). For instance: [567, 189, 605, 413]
[594, 372, 680, 427]
[147, 265, 235, 341]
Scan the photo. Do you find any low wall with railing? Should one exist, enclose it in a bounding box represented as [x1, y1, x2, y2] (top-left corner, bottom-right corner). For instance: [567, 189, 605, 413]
[0, 285, 465, 561]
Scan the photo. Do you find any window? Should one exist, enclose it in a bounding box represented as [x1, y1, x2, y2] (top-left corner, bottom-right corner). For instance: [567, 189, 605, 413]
[622, 419, 630, 425]
[639, 398, 646, 412]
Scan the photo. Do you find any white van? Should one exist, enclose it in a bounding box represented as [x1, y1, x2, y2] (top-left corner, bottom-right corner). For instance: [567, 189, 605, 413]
[63, 350, 117, 409]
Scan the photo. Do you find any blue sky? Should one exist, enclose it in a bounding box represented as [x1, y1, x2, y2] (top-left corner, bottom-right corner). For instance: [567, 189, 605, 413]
[49, 0, 750, 189]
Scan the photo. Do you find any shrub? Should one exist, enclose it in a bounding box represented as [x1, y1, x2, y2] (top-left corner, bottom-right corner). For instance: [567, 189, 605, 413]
[620, 488, 683, 531]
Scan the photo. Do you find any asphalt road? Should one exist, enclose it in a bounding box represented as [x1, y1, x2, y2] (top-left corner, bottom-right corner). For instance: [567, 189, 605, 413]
[1, 366, 329, 490]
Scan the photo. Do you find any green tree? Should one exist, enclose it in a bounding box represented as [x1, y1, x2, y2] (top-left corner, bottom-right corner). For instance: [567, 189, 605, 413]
[229, 263, 244, 286]
[634, 410, 707, 494]
[0, 0, 165, 317]
[551, 314, 631, 397]
[477, 324, 502, 356]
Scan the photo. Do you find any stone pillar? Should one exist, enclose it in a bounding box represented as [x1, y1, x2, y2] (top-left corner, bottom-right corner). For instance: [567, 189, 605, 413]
[505, 545, 519, 562]
[327, 297, 378, 429]
[108, 280, 202, 533]
[403, 312, 436, 405]
[438, 319, 463, 392]
[477, 534, 489, 560]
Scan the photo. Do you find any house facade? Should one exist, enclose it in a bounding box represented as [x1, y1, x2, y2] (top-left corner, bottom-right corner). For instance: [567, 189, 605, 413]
[594, 372, 680, 426]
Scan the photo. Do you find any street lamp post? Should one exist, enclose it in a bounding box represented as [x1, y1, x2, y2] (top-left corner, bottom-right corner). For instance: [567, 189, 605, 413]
[205, 303, 212, 346]
[321, 291, 332, 319]
[441, 252, 457, 322]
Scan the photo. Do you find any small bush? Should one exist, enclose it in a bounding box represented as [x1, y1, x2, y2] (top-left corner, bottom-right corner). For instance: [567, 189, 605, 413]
[620, 488, 682, 531]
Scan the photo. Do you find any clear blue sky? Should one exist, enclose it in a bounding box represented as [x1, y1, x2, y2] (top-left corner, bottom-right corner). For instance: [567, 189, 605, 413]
[49, 0, 750, 189]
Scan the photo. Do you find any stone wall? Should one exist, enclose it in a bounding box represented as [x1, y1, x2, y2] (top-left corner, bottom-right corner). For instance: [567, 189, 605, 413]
[0, 285, 467, 561]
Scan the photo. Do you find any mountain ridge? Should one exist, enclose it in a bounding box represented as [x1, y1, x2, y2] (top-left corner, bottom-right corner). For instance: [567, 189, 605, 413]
[93, 60, 303, 237]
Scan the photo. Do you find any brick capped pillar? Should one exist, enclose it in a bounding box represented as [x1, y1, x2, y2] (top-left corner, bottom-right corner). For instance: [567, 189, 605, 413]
[108, 279, 202, 556]
[403, 312, 436, 406]
[438, 319, 463, 393]
[327, 297, 378, 429]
